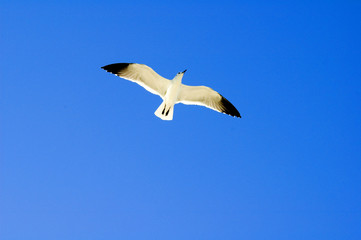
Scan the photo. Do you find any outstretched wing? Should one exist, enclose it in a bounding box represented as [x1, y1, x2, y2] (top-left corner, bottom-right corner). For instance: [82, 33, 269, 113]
[101, 63, 171, 98]
[177, 85, 241, 118]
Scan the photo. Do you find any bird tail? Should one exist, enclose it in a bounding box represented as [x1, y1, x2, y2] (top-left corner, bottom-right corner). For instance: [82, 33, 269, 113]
[154, 101, 174, 121]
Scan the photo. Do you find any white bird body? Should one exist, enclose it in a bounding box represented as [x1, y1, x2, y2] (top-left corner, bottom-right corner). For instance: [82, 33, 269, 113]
[154, 73, 183, 120]
[101, 63, 241, 120]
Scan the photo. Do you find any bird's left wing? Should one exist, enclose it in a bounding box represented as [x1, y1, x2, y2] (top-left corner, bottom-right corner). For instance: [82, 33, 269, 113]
[177, 85, 241, 118]
[101, 63, 171, 98]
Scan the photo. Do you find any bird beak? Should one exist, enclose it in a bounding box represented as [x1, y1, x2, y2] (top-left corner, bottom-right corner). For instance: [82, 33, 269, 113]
[182, 69, 187, 74]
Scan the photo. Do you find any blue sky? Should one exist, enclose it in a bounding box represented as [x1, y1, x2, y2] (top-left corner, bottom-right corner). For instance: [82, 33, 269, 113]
[1, 1, 360, 239]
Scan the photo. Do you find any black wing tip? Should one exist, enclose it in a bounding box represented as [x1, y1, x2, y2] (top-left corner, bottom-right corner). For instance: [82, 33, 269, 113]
[101, 63, 132, 74]
[220, 96, 242, 118]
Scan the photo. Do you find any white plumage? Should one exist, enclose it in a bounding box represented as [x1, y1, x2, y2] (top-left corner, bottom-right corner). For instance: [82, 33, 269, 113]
[101, 63, 241, 120]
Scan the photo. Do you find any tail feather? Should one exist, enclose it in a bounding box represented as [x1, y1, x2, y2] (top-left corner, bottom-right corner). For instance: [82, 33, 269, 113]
[154, 101, 174, 120]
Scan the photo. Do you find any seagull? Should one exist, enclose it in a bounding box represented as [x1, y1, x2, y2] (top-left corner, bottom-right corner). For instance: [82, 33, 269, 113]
[101, 63, 241, 120]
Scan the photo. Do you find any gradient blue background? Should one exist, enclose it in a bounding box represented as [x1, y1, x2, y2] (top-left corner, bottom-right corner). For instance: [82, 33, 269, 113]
[1, 1, 361, 239]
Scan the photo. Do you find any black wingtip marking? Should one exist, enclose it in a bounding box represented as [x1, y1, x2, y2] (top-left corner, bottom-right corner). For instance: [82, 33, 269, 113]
[220, 96, 241, 118]
[101, 63, 131, 75]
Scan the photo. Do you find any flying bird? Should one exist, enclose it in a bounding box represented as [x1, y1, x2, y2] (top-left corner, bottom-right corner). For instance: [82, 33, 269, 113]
[101, 63, 241, 120]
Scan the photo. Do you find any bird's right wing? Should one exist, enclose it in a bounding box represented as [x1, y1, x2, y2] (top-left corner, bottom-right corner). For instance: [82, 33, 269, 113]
[101, 63, 171, 98]
[177, 85, 241, 118]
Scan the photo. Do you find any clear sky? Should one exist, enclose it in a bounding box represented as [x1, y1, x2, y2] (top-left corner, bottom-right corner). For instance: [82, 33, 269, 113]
[1, 1, 361, 239]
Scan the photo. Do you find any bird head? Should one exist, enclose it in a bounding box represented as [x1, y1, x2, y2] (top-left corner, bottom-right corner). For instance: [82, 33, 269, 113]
[178, 69, 187, 75]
